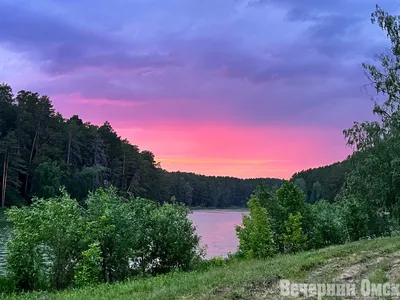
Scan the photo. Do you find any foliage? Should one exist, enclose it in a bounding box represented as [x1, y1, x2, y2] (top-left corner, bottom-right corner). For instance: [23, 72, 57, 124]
[291, 161, 350, 203]
[4, 235, 400, 300]
[195, 256, 227, 272]
[235, 195, 276, 258]
[238, 4, 400, 256]
[32, 161, 61, 199]
[241, 179, 353, 255]
[335, 5, 400, 241]
[4, 188, 201, 293]
[275, 181, 313, 249]
[164, 171, 282, 208]
[0, 275, 14, 295]
[276, 181, 308, 218]
[6, 189, 84, 291]
[0, 131, 26, 207]
[252, 185, 284, 250]
[74, 243, 102, 288]
[309, 200, 347, 248]
[83, 188, 203, 281]
[148, 202, 202, 273]
[282, 213, 307, 253]
[85, 187, 137, 283]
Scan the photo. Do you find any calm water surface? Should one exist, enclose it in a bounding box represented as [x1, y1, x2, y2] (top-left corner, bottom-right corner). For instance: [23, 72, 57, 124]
[189, 209, 246, 258]
[0, 209, 245, 273]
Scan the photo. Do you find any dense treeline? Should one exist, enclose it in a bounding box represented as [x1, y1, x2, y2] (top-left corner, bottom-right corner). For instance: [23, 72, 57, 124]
[237, 5, 400, 258]
[291, 161, 350, 203]
[165, 171, 282, 208]
[0, 85, 281, 208]
[0, 84, 161, 206]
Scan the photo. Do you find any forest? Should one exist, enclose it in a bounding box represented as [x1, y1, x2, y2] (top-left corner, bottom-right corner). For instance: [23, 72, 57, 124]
[0, 87, 281, 208]
[291, 161, 350, 203]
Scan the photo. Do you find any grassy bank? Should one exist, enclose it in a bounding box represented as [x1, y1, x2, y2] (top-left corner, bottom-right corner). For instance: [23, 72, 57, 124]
[4, 236, 400, 299]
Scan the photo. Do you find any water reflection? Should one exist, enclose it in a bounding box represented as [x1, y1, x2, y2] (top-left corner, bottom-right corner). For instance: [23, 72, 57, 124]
[189, 210, 246, 258]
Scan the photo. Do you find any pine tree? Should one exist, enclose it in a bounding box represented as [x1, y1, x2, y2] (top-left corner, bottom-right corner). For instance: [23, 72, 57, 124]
[0, 131, 26, 207]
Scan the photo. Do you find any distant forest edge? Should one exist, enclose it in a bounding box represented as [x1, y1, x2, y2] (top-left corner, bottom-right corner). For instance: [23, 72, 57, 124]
[0, 83, 286, 208]
[292, 161, 350, 203]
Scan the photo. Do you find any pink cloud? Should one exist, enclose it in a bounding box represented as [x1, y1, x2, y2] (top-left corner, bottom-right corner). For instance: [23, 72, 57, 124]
[115, 122, 351, 179]
[51, 96, 351, 179]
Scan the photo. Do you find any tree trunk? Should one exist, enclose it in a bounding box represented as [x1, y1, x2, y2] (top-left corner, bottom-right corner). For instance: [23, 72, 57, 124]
[67, 131, 72, 165]
[1, 152, 8, 208]
[127, 176, 134, 193]
[122, 153, 126, 176]
[127, 171, 140, 194]
[122, 153, 126, 189]
[24, 126, 39, 195]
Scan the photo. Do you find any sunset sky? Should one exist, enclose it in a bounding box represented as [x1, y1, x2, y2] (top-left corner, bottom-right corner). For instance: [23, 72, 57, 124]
[0, 0, 397, 179]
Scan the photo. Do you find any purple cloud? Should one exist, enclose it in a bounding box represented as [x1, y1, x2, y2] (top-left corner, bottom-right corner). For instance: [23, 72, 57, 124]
[0, 0, 396, 130]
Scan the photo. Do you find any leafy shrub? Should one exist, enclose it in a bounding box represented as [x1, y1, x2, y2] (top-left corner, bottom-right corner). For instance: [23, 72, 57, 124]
[195, 256, 227, 271]
[85, 187, 136, 282]
[309, 200, 347, 248]
[235, 195, 276, 258]
[339, 196, 370, 241]
[0, 275, 15, 294]
[282, 213, 307, 253]
[148, 202, 202, 274]
[276, 181, 308, 218]
[74, 243, 102, 287]
[6, 188, 84, 291]
[5, 187, 202, 292]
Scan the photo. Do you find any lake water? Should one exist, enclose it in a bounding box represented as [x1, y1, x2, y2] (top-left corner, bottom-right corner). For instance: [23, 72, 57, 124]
[0, 209, 245, 273]
[189, 209, 245, 258]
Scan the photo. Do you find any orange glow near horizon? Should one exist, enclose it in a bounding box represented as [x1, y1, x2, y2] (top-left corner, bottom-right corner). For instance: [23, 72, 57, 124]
[53, 97, 352, 179]
[115, 123, 351, 179]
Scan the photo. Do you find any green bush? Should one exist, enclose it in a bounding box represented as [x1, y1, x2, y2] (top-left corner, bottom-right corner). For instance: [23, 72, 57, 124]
[5, 187, 202, 292]
[84, 188, 137, 282]
[235, 195, 276, 258]
[309, 200, 347, 248]
[148, 202, 202, 274]
[195, 256, 227, 271]
[74, 243, 102, 287]
[6, 188, 84, 291]
[0, 275, 15, 294]
[84, 188, 203, 281]
[282, 213, 307, 253]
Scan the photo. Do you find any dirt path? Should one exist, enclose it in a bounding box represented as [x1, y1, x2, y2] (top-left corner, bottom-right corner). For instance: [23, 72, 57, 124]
[191, 248, 400, 299]
[388, 252, 400, 282]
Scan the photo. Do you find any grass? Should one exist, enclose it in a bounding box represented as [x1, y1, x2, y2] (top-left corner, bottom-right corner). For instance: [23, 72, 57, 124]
[368, 261, 390, 283]
[4, 236, 400, 300]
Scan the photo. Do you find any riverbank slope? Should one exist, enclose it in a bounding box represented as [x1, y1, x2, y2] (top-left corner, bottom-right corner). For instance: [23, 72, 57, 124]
[4, 236, 400, 299]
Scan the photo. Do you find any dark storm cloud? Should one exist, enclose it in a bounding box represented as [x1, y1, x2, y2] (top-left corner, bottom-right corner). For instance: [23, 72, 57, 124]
[0, 0, 396, 127]
[0, 1, 180, 75]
